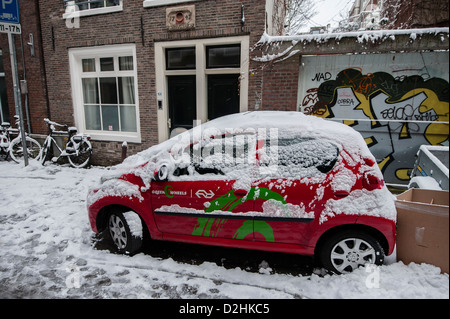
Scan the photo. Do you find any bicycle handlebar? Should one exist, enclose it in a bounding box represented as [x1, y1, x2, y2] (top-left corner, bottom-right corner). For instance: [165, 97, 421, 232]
[44, 118, 67, 128]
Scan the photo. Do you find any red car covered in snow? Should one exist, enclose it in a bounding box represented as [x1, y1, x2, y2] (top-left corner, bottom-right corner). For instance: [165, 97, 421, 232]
[87, 111, 396, 274]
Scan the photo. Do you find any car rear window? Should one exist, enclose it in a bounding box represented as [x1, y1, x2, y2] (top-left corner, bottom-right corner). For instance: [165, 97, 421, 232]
[260, 137, 339, 178]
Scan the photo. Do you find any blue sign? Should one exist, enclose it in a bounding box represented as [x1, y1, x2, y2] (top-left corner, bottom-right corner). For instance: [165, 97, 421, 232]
[0, 0, 20, 24]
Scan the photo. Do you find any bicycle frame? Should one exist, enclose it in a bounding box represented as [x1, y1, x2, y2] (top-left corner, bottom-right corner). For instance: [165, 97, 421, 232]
[41, 118, 92, 168]
[41, 135, 65, 162]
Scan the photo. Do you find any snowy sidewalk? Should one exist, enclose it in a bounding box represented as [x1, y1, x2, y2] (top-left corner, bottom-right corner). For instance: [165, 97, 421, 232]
[0, 161, 448, 299]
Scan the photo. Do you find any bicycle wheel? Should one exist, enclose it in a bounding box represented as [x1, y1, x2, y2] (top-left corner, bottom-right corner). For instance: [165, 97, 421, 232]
[9, 136, 41, 163]
[0, 148, 9, 161]
[68, 139, 92, 168]
[39, 139, 52, 166]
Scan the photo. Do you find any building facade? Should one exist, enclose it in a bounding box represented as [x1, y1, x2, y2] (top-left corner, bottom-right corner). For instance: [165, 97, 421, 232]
[0, 0, 48, 134]
[1, 0, 285, 165]
[34, 0, 284, 165]
[381, 0, 449, 29]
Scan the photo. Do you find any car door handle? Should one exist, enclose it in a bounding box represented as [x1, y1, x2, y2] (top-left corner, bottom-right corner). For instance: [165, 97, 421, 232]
[234, 189, 248, 197]
[334, 190, 350, 198]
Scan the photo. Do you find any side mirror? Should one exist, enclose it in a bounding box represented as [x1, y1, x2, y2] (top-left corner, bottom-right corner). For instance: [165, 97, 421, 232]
[154, 163, 170, 182]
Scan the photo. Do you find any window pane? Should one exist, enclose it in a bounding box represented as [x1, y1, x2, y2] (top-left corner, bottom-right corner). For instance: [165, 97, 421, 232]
[99, 77, 118, 104]
[207, 45, 241, 68]
[120, 105, 137, 132]
[106, 0, 120, 7]
[118, 77, 135, 104]
[166, 47, 196, 70]
[82, 58, 95, 72]
[84, 105, 101, 130]
[102, 105, 119, 131]
[119, 56, 133, 71]
[82, 78, 99, 104]
[75, 0, 88, 10]
[100, 57, 114, 71]
[90, 0, 105, 9]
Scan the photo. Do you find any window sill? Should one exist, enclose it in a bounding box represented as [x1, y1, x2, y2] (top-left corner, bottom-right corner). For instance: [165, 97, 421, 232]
[86, 131, 141, 144]
[62, 5, 123, 19]
[143, 0, 200, 8]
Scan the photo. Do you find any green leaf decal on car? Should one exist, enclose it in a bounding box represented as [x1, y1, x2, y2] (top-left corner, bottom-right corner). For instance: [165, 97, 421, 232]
[193, 187, 285, 242]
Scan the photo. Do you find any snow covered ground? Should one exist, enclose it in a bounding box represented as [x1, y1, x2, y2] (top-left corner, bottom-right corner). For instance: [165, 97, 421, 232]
[0, 160, 448, 299]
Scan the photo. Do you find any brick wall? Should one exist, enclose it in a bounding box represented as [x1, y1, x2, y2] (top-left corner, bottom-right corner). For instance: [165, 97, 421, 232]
[260, 55, 299, 111]
[0, 0, 49, 135]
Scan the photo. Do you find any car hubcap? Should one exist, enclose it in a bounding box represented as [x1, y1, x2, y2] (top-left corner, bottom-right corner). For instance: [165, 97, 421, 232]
[109, 215, 127, 250]
[331, 238, 376, 273]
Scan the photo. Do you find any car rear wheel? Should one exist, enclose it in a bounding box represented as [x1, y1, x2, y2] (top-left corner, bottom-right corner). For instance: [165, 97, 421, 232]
[320, 230, 384, 274]
[108, 211, 143, 255]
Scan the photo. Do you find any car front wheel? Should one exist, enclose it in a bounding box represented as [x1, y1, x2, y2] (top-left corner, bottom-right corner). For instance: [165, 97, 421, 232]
[320, 230, 384, 274]
[108, 211, 143, 255]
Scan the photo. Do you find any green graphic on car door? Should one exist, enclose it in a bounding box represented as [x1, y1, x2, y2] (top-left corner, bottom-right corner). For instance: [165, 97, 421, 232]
[192, 187, 285, 242]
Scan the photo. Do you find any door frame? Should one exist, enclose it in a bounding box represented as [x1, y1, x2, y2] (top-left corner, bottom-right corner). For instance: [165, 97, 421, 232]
[154, 36, 250, 143]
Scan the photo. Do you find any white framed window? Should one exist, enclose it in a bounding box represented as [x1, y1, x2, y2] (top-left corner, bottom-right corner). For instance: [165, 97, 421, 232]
[69, 44, 140, 143]
[63, 0, 123, 19]
[155, 36, 250, 142]
[143, 0, 201, 8]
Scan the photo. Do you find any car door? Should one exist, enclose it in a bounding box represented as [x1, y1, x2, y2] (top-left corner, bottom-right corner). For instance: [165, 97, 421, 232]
[253, 132, 339, 244]
[152, 132, 257, 241]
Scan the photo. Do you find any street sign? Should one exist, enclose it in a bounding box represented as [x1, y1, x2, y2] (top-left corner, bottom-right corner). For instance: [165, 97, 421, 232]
[0, 0, 21, 34]
[1, 0, 27, 164]
[0, 22, 21, 34]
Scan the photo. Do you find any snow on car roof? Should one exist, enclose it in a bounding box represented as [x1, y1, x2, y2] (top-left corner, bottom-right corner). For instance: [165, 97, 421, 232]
[122, 111, 372, 169]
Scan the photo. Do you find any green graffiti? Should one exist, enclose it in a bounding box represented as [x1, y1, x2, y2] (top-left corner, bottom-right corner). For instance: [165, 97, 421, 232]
[193, 187, 285, 242]
[192, 217, 227, 237]
[205, 187, 286, 213]
[232, 220, 253, 240]
[164, 185, 174, 199]
[233, 220, 274, 242]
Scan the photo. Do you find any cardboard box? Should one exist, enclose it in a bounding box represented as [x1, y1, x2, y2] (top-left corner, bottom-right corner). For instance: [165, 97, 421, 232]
[395, 189, 449, 274]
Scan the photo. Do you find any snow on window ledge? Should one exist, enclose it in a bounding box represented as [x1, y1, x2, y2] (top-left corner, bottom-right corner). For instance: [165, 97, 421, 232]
[87, 131, 142, 144]
[143, 0, 201, 8]
[62, 2, 123, 20]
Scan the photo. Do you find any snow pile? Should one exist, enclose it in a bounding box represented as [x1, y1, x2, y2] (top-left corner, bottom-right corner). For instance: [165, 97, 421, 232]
[320, 187, 396, 224]
[253, 27, 449, 63]
[87, 178, 144, 207]
[0, 161, 448, 298]
[258, 27, 449, 45]
[123, 211, 144, 239]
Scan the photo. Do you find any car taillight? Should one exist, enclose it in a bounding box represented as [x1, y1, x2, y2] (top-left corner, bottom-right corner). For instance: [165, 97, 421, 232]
[364, 157, 376, 167]
[363, 173, 384, 190]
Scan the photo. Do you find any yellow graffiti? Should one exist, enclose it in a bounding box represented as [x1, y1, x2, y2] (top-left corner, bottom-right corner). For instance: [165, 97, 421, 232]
[401, 88, 449, 145]
[377, 156, 393, 175]
[315, 86, 449, 146]
[396, 169, 411, 181]
[313, 85, 449, 181]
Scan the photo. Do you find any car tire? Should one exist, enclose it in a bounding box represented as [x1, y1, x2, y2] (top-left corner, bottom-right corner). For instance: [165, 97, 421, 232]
[320, 230, 384, 274]
[107, 211, 143, 255]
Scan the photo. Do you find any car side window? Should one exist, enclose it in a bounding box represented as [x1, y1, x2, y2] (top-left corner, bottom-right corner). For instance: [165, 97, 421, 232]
[183, 133, 257, 179]
[259, 136, 339, 178]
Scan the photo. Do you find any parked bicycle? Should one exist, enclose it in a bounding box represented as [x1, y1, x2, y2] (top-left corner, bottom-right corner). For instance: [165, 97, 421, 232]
[40, 118, 93, 168]
[0, 122, 11, 161]
[0, 116, 41, 163]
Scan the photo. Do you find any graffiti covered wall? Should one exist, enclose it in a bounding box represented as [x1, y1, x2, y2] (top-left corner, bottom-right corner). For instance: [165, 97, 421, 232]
[298, 52, 449, 184]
